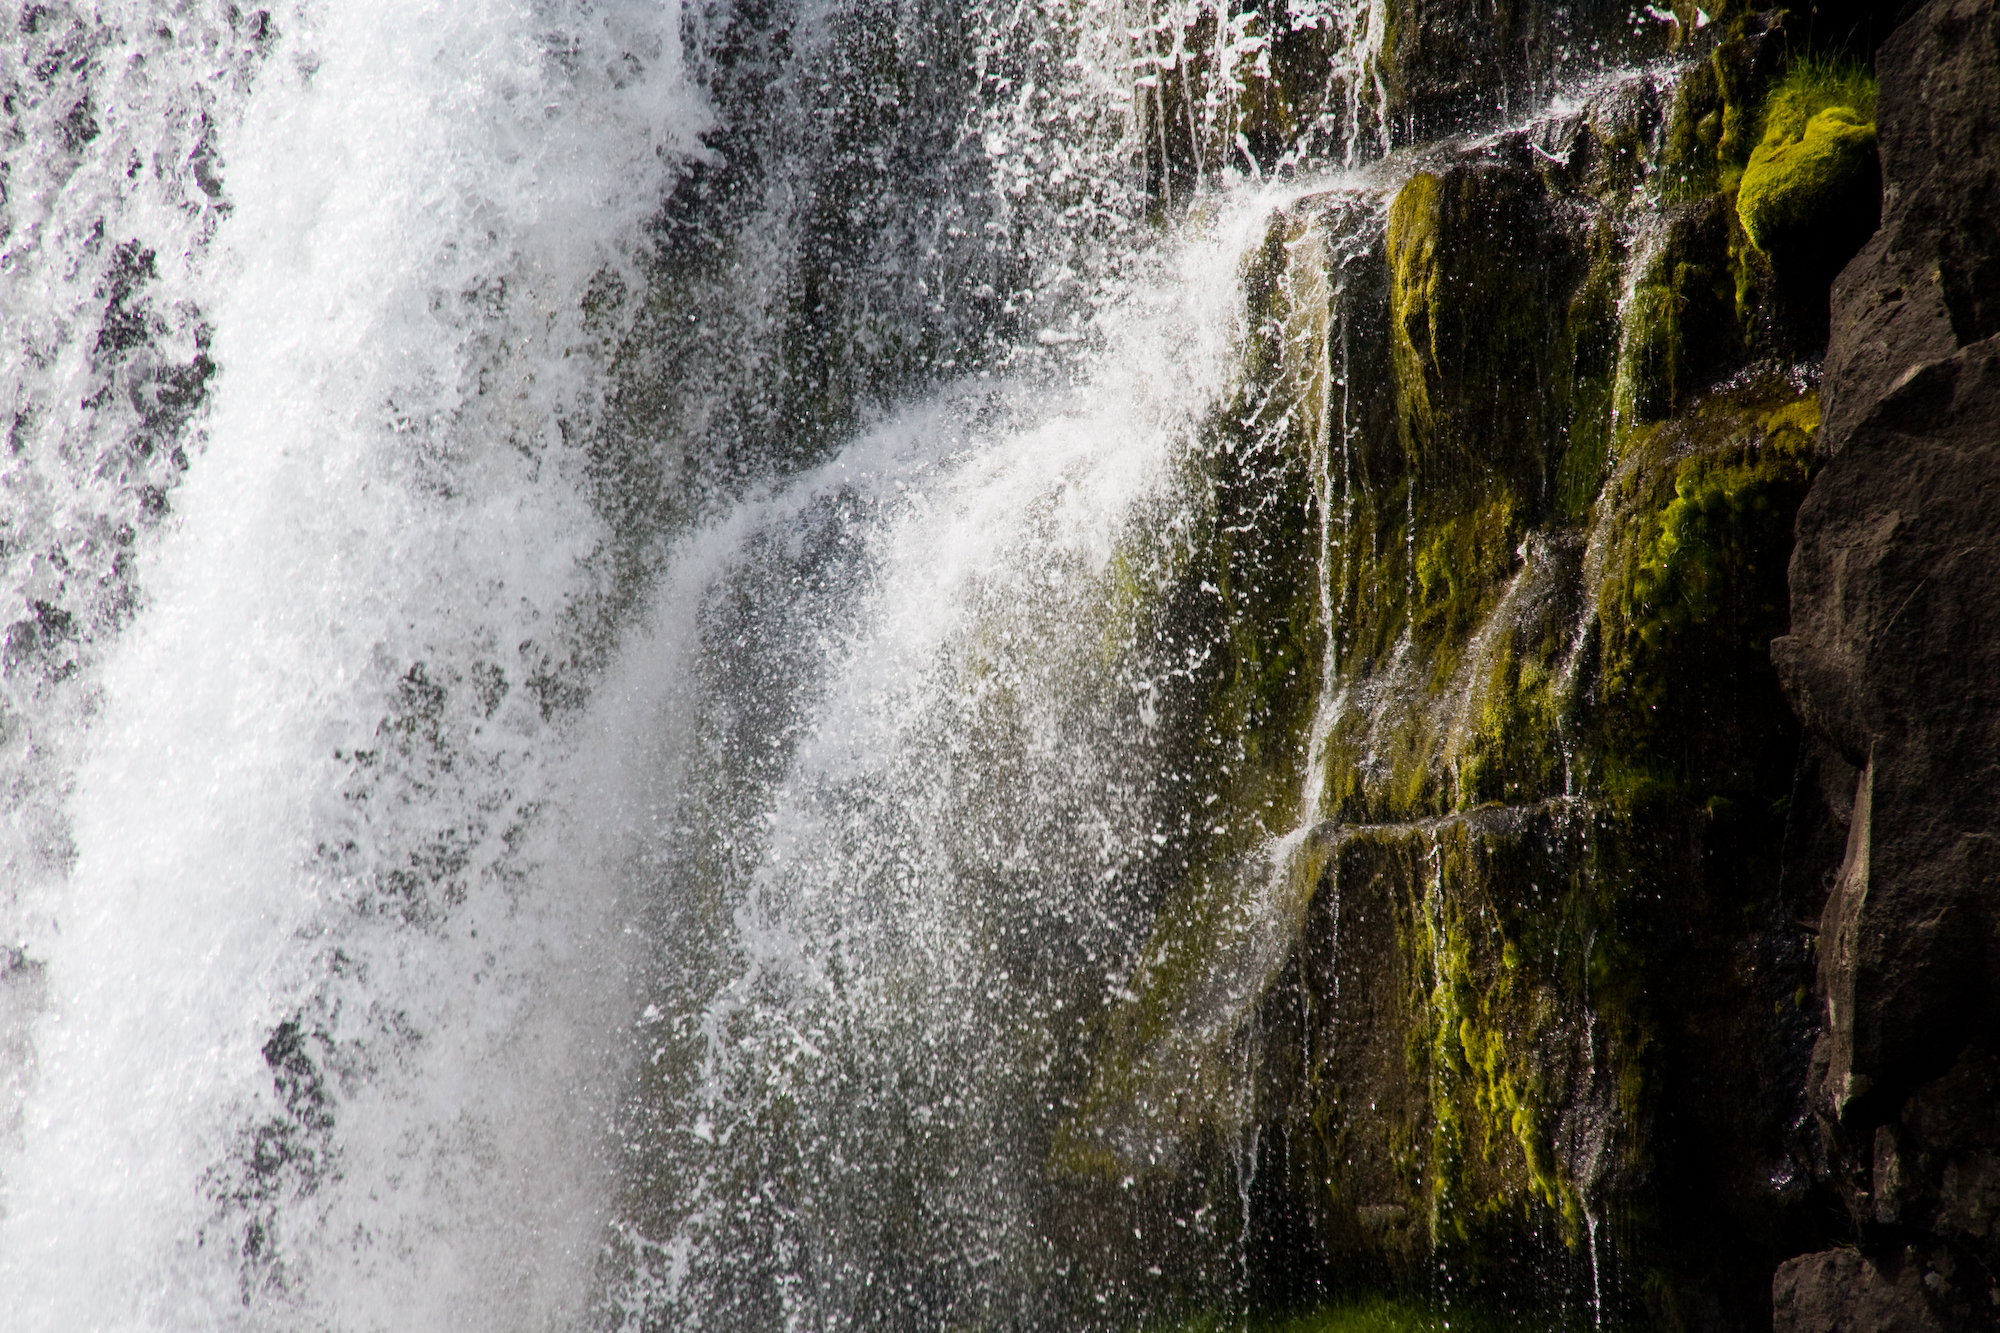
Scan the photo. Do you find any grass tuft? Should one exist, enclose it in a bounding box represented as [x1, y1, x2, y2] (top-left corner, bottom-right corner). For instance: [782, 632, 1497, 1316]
[1754, 54, 1877, 144]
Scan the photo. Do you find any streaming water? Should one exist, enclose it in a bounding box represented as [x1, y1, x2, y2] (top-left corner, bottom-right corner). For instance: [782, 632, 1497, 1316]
[3, 0, 701, 1324]
[2, 0, 1684, 1326]
[591, 173, 1342, 1330]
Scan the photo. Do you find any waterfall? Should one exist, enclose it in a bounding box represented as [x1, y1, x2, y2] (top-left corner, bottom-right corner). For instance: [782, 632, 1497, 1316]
[594, 169, 1360, 1329]
[3, 0, 700, 1324]
[0, 0, 1722, 1327]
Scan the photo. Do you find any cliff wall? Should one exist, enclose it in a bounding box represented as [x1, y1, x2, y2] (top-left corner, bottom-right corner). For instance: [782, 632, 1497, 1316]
[1050, 1, 1998, 1328]
[1771, 0, 2000, 1326]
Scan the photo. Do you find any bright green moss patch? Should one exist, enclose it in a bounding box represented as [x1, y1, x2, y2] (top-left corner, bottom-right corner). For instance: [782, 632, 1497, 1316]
[1737, 108, 1877, 254]
[1736, 56, 1878, 260]
[1753, 54, 1878, 147]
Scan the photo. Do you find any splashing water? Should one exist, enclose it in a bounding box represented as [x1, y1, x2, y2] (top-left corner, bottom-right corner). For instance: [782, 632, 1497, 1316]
[593, 178, 1315, 1330]
[0, 0, 1693, 1323]
[2, 0, 700, 1324]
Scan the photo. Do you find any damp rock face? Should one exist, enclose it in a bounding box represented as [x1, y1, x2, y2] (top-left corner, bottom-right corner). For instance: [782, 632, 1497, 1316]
[1769, 0, 2000, 1325]
[1047, 0, 1997, 1326]
[1056, 6, 1856, 1324]
[593, 3, 1991, 1328]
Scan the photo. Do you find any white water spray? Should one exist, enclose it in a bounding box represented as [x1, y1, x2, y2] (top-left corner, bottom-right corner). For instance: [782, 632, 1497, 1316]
[2, 1, 700, 1326]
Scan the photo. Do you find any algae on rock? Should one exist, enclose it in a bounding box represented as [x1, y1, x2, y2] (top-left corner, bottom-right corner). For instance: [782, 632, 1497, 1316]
[1053, 14, 1855, 1330]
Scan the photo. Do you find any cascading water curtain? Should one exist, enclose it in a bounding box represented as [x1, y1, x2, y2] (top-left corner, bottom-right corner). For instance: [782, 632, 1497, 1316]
[2, 0, 701, 1325]
[2, 0, 1700, 1326]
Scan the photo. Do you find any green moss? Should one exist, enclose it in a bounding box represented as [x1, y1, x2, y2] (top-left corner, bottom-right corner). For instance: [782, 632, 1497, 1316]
[1736, 106, 1877, 256]
[1310, 166, 1584, 824]
[1410, 497, 1518, 684]
[1386, 173, 1444, 451]
[1710, 35, 1768, 190]
[1385, 170, 1564, 499]
[1445, 575, 1580, 810]
[1593, 377, 1818, 808]
[1398, 822, 1583, 1246]
[1066, 91, 1829, 1319]
[1612, 200, 1741, 428]
[1752, 54, 1878, 148]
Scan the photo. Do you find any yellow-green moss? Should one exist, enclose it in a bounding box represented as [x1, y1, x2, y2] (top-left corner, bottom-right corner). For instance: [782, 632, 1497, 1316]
[1385, 169, 1564, 498]
[1386, 173, 1445, 458]
[1710, 36, 1767, 191]
[1753, 54, 1878, 147]
[1556, 219, 1625, 519]
[1410, 496, 1519, 685]
[1066, 89, 1828, 1318]
[1732, 55, 1878, 264]
[1737, 107, 1877, 255]
[1398, 823, 1585, 1247]
[1312, 167, 1583, 825]
[1594, 377, 1818, 807]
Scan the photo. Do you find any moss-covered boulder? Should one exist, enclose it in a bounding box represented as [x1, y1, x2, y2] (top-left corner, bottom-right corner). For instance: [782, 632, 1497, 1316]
[1730, 56, 1881, 344]
[1736, 107, 1879, 257]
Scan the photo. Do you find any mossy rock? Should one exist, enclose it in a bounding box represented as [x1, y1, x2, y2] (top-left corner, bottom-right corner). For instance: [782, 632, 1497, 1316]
[1050, 199, 1357, 1186]
[1590, 375, 1819, 809]
[1736, 106, 1879, 258]
[1136, 371, 1823, 1316]
[1059, 94, 1839, 1325]
[1613, 196, 1743, 426]
[1660, 58, 1726, 202]
[1386, 166, 1575, 503]
[1305, 164, 1586, 824]
[1241, 804, 1672, 1316]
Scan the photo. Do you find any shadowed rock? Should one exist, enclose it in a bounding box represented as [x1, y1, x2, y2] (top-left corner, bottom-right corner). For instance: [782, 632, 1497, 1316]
[1769, 0, 2000, 1324]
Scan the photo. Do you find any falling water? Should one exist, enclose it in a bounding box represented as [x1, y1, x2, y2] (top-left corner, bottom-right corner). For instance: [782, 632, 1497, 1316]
[2, 0, 1692, 1327]
[3, 0, 701, 1324]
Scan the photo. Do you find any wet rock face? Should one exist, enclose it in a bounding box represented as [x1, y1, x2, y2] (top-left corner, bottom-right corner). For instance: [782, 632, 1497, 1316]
[1770, 0, 2000, 1323]
[1050, 2, 1991, 1327]
[1079, 44, 1832, 1330]
[1773, 1244, 1995, 1333]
